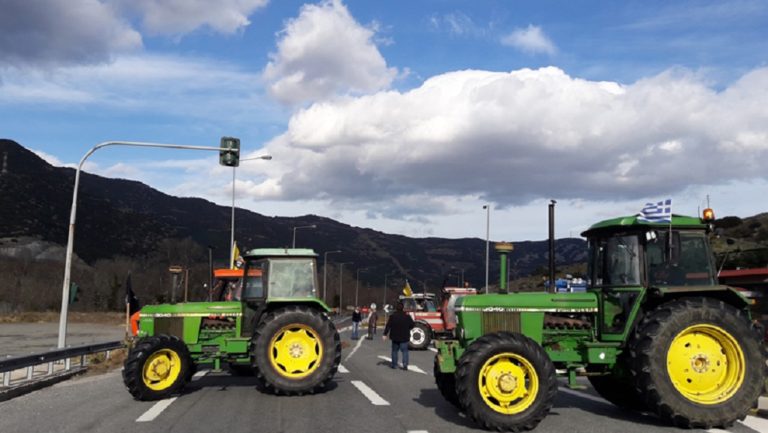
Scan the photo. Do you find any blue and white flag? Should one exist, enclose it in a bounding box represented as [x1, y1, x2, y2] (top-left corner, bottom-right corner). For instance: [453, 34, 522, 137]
[638, 198, 672, 223]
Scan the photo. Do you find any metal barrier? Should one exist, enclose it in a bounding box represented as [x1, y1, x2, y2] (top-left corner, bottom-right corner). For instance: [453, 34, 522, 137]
[0, 341, 125, 389]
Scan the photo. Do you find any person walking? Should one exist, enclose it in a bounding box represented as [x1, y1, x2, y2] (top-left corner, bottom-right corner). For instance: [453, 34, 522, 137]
[366, 304, 378, 340]
[351, 306, 362, 340]
[383, 302, 414, 370]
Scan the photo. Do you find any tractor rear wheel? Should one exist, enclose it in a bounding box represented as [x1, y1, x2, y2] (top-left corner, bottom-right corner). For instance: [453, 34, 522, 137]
[629, 298, 766, 429]
[251, 305, 341, 395]
[456, 332, 557, 432]
[409, 322, 432, 350]
[123, 335, 192, 401]
[434, 355, 460, 408]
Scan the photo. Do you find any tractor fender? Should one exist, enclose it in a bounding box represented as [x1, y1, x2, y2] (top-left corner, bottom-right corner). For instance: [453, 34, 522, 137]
[647, 285, 752, 312]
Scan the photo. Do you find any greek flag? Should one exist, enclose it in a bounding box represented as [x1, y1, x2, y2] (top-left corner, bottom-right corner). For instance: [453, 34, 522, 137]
[638, 198, 672, 223]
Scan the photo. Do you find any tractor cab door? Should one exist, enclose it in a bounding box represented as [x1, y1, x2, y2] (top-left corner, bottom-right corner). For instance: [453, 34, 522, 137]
[590, 233, 644, 341]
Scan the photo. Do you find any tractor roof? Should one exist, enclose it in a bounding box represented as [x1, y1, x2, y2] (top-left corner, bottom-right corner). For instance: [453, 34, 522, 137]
[243, 248, 318, 259]
[582, 214, 707, 237]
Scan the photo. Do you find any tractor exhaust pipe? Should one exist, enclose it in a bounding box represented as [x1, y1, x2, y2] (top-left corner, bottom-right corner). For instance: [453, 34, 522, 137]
[548, 200, 556, 293]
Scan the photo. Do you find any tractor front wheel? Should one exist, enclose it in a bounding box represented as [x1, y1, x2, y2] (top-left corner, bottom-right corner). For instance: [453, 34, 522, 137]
[629, 298, 766, 429]
[456, 332, 557, 432]
[123, 335, 192, 401]
[251, 306, 341, 395]
[409, 322, 432, 350]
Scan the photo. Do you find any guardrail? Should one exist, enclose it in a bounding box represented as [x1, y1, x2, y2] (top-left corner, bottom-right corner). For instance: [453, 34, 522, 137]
[0, 341, 125, 390]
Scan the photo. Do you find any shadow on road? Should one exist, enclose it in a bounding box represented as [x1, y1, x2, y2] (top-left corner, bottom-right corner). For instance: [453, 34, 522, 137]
[412, 388, 476, 428]
[551, 388, 669, 428]
[181, 373, 339, 396]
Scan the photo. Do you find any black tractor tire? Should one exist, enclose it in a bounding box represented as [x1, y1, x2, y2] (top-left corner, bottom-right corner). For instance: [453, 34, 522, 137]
[629, 297, 767, 429]
[587, 356, 646, 411]
[434, 355, 460, 408]
[250, 305, 341, 395]
[455, 332, 557, 432]
[123, 335, 192, 401]
[409, 322, 432, 350]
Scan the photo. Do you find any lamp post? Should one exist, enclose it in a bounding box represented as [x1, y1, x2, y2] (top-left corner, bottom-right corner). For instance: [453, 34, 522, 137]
[383, 271, 396, 310]
[58, 140, 234, 348]
[322, 250, 341, 303]
[355, 267, 369, 307]
[483, 204, 490, 294]
[338, 262, 353, 313]
[292, 224, 317, 248]
[231, 154, 272, 266]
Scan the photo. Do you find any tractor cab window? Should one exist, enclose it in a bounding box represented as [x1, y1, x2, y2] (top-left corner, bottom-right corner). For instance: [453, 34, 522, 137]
[268, 259, 317, 298]
[647, 231, 715, 286]
[592, 235, 641, 287]
[424, 300, 438, 312]
[401, 298, 418, 311]
[242, 261, 266, 299]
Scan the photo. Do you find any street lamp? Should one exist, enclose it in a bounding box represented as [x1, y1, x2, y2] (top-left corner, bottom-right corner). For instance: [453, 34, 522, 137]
[231, 154, 272, 266]
[338, 262, 353, 313]
[355, 267, 370, 307]
[322, 250, 342, 303]
[58, 140, 232, 348]
[483, 204, 490, 294]
[292, 224, 317, 248]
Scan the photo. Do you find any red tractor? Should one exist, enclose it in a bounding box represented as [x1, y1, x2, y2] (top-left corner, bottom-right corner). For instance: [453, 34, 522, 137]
[399, 287, 477, 350]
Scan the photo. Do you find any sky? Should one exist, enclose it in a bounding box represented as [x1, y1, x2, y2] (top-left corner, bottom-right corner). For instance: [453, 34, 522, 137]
[1, 0, 767, 243]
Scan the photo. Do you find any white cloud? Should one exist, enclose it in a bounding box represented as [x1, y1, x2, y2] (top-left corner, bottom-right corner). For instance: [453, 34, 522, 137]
[0, 0, 142, 68]
[244, 66, 768, 222]
[262, 0, 397, 105]
[501, 25, 557, 55]
[114, 0, 269, 36]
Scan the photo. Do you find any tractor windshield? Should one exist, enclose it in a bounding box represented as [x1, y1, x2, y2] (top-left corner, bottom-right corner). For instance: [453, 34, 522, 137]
[268, 259, 317, 298]
[592, 235, 641, 287]
[647, 231, 716, 286]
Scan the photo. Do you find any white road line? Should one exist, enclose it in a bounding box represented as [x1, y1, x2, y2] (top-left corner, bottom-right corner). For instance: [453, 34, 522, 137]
[428, 347, 437, 353]
[343, 334, 366, 362]
[338, 364, 349, 373]
[734, 415, 768, 432]
[338, 326, 351, 332]
[351, 380, 390, 406]
[377, 356, 427, 374]
[136, 397, 177, 422]
[407, 431, 429, 433]
[191, 370, 208, 381]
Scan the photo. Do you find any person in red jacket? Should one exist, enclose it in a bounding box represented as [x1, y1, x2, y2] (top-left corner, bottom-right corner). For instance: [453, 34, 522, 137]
[383, 302, 414, 370]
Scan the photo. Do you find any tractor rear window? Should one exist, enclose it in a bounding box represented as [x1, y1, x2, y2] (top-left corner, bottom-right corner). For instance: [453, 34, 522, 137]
[592, 235, 641, 286]
[268, 259, 317, 298]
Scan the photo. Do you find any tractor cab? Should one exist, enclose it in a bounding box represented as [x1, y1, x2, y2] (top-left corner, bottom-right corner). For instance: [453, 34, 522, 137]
[241, 248, 320, 303]
[582, 211, 725, 340]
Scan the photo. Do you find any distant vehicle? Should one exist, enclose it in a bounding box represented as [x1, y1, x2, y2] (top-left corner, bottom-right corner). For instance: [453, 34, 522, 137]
[399, 288, 477, 350]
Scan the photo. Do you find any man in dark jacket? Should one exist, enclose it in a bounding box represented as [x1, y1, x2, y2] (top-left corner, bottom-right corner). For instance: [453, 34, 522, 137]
[383, 302, 414, 370]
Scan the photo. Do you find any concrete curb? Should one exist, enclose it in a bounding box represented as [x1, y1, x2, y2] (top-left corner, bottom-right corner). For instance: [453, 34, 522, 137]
[0, 368, 85, 402]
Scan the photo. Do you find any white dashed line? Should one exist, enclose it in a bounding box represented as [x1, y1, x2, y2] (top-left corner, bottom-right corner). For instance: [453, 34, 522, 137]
[377, 356, 427, 374]
[558, 387, 609, 404]
[428, 347, 437, 353]
[351, 380, 390, 406]
[731, 415, 768, 432]
[343, 335, 366, 362]
[407, 431, 429, 433]
[136, 397, 177, 422]
[338, 364, 349, 373]
[191, 370, 208, 381]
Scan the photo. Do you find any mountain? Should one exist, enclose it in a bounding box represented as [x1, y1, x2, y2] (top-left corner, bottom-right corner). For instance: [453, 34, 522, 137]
[0, 139, 587, 292]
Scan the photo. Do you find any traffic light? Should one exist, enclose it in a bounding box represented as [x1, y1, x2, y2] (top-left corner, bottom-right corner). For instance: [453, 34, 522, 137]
[219, 136, 240, 167]
[69, 282, 79, 304]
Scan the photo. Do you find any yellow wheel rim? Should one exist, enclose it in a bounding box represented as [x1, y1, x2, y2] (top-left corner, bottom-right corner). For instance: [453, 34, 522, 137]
[667, 324, 745, 404]
[478, 353, 539, 415]
[142, 349, 182, 391]
[269, 324, 323, 379]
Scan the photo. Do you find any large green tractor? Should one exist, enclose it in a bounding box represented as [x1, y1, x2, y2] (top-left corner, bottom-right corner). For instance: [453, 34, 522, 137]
[122, 248, 341, 400]
[434, 211, 767, 431]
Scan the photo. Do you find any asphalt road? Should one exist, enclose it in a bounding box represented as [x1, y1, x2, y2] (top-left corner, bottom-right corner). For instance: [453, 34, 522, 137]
[1, 323, 766, 433]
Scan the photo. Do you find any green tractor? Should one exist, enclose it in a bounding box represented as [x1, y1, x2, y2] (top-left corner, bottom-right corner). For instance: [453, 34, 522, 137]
[434, 210, 767, 431]
[122, 248, 341, 400]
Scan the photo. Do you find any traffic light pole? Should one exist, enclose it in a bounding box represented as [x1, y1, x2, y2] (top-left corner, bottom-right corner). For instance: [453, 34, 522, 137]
[57, 141, 227, 349]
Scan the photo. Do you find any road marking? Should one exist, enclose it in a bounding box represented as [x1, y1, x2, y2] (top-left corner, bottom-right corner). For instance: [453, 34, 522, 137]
[734, 415, 768, 432]
[338, 364, 349, 373]
[351, 380, 390, 406]
[343, 334, 366, 362]
[407, 431, 429, 433]
[136, 397, 177, 422]
[191, 370, 208, 381]
[428, 347, 437, 353]
[377, 356, 427, 374]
